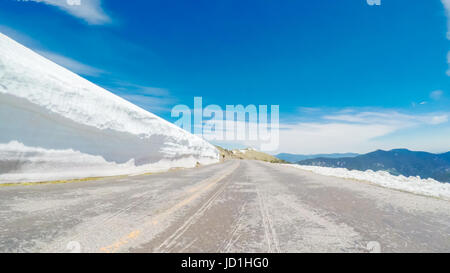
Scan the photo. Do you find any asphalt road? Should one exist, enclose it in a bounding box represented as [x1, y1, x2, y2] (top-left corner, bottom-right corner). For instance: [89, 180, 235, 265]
[0, 160, 449, 253]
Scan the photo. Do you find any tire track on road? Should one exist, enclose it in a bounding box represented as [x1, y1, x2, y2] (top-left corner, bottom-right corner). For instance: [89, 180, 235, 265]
[156, 175, 232, 252]
[221, 202, 247, 253]
[100, 161, 240, 253]
[256, 187, 281, 253]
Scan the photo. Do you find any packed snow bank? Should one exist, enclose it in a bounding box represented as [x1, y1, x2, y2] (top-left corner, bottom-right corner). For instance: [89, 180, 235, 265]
[0, 141, 217, 182]
[286, 164, 450, 200]
[0, 33, 219, 183]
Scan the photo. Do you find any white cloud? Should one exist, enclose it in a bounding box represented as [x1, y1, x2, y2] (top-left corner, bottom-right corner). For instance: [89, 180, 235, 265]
[36, 50, 103, 76]
[447, 51, 450, 76]
[278, 122, 396, 154]
[18, 0, 111, 25]
[430, 114, 448, 124]
[441, 1, 450, 75]
[298, 107, 322, 113]
[275, 109, 450, 154]
[211, 109, 450, 154]
[323, 111, 447, 126]
[430, 90, 444, 100]
[443, 0, 450, 39]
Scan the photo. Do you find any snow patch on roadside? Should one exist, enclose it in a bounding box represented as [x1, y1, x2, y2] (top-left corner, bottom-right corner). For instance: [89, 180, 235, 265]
[0, 141, 217, 183]
[285, 164, 450, 200]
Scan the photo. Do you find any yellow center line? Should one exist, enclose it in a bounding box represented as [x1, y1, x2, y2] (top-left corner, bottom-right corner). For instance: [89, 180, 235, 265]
[99, 162, 240, 253]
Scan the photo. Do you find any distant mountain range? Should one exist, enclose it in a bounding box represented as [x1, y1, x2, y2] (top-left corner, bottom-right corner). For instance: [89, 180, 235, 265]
[297, 149, 450, 183]
[276, 153, 359, 163]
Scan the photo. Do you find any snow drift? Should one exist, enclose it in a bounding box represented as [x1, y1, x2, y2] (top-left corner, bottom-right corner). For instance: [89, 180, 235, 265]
[286, 164, 450, 200]
[0, 33, 219, 183]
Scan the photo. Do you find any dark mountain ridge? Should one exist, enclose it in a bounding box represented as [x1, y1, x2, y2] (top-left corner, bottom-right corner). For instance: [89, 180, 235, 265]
[297, 149, 450, 183]
[276, 153, 359, 163]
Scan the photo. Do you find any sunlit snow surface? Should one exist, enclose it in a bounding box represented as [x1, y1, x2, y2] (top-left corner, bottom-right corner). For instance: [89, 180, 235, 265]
[286, 164, 450, 200]
[0, 33, 219, 183]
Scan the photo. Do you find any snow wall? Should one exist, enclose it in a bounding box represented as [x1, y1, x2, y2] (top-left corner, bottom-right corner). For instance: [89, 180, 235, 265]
[0, 33, 219, 183]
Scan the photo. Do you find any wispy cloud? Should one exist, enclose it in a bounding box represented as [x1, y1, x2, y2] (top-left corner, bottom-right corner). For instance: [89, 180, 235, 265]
[447, 51, 450, 76]
[323, 111, 448, 126]
[443, 0, 450, 39]
[107, 82, 175, 114]
[0, 25, 36, 46]
[17, 0, 111, 25]
[208, 107, 449, 154]
[441, 1, 450, 75]
[0, 26, 104, 77]
[276, 109, 449, 154]
[36, 50, 104, 76]
[298, 107, 322, 114]
[430, 90, 444, 100]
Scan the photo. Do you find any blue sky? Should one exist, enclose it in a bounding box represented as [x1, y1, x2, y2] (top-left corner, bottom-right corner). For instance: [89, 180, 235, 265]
[1, 0, 449, 154]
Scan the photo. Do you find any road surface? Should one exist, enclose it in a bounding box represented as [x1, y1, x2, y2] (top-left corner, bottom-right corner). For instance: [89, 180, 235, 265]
[0, 160, 449, 253]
